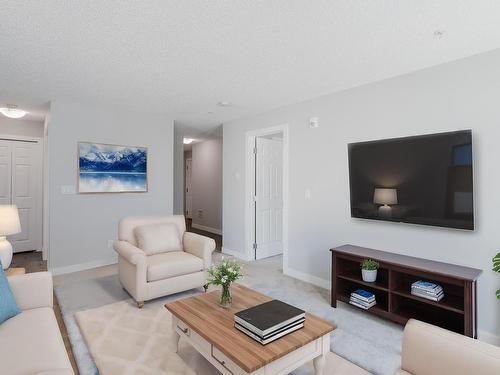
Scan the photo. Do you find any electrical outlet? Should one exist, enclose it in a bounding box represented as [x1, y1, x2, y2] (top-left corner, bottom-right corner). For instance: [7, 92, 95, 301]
[197, 209, 203, 218]
[108, 240, 114, 248]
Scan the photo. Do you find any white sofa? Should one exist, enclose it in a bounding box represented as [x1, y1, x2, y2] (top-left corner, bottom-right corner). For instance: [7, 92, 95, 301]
[1, 272, 74, 375]
[113, 215, 216, 307]
[395, 319, 500, 375]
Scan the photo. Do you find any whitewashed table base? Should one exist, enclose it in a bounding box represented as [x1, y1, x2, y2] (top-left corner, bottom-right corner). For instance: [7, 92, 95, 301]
[172, 316, 330, 375]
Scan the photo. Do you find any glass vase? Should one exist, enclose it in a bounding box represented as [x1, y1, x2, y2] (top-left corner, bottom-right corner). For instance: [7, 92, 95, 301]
[219, 283, 232, 308]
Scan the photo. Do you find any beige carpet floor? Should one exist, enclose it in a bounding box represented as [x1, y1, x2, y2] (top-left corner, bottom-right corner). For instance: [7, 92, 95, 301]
[76, 294, 370, 375]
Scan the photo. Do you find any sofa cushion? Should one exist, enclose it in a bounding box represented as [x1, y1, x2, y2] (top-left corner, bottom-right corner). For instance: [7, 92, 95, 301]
[0, 261, 20, 324]
[147, 251, 204, 282]
[134, 223, 183, 255]
[0, 307, 73, 374]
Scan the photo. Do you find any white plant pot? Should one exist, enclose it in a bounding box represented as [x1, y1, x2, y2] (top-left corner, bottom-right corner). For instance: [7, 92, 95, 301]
[362, 269, 377, 283]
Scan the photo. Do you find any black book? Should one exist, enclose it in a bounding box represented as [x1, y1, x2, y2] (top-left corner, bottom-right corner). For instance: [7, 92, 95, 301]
[234, 300, 305, 337]
[235, 320, 305, 345]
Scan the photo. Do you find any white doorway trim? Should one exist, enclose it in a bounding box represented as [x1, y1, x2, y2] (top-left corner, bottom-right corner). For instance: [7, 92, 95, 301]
[0, 133, 46, 260]
[244, 124, 289, 267]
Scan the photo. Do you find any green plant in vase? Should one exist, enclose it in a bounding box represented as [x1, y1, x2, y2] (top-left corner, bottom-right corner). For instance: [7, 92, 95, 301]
[207, 258, 243, 308]
[493, 252, 500, 299]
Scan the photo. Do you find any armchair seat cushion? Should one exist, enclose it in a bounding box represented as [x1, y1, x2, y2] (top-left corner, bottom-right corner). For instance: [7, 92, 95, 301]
[147, 251, 204, 282]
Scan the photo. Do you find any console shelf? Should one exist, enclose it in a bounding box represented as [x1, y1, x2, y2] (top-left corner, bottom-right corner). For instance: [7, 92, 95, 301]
[330, 244, 482, 337]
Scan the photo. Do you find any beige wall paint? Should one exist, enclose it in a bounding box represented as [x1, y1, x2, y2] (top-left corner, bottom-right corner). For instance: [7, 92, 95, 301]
[48, 100, 174, 272]
[0, 117, 44, 138]
[223, 48, 500, 343]
[191, 139, 222, 232]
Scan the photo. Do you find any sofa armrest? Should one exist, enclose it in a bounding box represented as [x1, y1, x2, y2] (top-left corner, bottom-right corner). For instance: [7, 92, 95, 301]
[8, 271, 53, 310]
[183, 232, 216, 269]
[113, 240, 146, 266]
[400, 319, 500, 375]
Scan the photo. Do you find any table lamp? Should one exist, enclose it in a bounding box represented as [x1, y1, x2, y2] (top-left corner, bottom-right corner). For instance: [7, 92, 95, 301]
[0, 205, 21, 269]
[374, 188, 398, 218]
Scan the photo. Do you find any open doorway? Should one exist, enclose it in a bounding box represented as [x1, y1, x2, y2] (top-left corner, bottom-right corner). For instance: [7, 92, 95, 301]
[182, 136, 223, 251]
[245, 124, 289, 262]
[0, 108, 48, 272]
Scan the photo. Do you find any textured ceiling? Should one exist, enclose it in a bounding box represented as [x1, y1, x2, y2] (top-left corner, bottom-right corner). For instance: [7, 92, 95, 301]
[1, 1, 500, 129]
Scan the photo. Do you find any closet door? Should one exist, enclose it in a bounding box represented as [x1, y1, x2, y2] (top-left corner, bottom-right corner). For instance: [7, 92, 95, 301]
[0, 140, 12, 205]
[10, 141, 43, 252]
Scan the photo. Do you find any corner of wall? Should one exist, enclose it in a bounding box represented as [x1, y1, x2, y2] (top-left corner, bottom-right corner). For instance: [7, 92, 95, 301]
[283, 266, 331, 290]
[478, 329, 500, 347]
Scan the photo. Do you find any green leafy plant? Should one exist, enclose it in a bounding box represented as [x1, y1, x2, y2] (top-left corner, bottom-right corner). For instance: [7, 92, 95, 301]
[493, 252, 500, 299]
[361, 259, 379, 271]
[207, 259, 243, 307]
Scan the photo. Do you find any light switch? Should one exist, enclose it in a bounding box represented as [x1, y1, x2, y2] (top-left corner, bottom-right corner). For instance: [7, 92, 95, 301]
[235, 172, 241, 180]
[61, 185, 76, 195]
[305, 188, 311, 200]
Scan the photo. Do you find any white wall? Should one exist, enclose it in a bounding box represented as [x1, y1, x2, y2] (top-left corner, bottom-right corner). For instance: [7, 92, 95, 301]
[192, 139, 222, 232]
[223, 48, 500, 342]
[48, 100, 174, 273]
[0, 117, 44, 138]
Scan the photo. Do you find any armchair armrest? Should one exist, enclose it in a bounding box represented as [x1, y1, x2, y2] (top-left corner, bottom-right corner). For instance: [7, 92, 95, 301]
[113, 240, 146, 266]
[8, 271, 53, 310]
[183, 232, 216, 269]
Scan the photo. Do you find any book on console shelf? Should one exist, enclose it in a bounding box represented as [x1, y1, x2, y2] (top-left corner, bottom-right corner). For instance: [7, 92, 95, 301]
[234, 300, 305, 345]
[411, 281, 443, 292]
[411, 280, 444, 301]
[411, 289, 444, 301]
[349, 289, 376, 310]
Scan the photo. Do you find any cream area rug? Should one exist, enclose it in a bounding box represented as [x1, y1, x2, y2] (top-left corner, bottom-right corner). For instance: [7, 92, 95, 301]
[76, 297, 370, 375]
[75, 299, 200, 375]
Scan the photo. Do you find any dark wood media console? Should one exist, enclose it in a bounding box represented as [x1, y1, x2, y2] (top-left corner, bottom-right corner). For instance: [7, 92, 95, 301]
[330, 244, 482, 337]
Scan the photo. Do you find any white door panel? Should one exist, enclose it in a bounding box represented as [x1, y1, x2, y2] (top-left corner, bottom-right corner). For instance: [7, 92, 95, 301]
[255, 137, 283, 260]
[10, 141, 42, 252]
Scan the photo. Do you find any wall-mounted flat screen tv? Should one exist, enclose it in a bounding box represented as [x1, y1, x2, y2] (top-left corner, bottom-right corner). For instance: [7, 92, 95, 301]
[348, 130, 474, 230]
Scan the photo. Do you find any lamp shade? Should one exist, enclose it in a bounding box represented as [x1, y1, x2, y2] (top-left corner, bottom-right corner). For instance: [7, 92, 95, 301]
[374, 188, 398, 205]
[0, 205, 21, 236]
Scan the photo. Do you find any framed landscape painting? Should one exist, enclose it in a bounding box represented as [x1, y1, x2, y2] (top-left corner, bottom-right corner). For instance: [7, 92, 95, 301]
[78, 142, 148, 193]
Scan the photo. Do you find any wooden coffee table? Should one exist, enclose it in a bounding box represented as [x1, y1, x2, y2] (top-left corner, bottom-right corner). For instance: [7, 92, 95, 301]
[5, 267, 26, 277]
[165, 284, 336, 375]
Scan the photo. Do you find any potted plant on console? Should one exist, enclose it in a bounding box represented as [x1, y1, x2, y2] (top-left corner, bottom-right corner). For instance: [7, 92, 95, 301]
[361, 259, 379, 283]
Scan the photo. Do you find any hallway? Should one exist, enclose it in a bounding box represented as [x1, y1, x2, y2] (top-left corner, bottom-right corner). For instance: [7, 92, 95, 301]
[186, 218, 221, 252]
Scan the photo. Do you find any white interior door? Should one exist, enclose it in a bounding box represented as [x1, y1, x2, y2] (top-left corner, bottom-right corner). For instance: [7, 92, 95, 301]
[0, 141, 12, 205]
[255, 137, 283, 259]
[185, 158, 193, 219]
[6, 141, 43, 253]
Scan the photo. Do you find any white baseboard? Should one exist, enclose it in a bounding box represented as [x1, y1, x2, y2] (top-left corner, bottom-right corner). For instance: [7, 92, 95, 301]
[222, 247, 252, 261]
[284, 266, 330, 290]
[191, 223, 222, 235]
[478, 329, 500, 346]
[51, 257, 118, 276]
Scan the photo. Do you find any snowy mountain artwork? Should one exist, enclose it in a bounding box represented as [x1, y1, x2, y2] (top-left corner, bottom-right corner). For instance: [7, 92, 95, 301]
[78, 142, 147, 193]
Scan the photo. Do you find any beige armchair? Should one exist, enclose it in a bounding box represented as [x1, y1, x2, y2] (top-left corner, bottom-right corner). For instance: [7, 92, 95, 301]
[113, 215, 216, 307]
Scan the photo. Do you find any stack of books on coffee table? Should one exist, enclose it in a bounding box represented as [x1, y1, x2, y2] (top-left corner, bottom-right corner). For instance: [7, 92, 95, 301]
[411, 280, 444, 301]
[349, 289, 376, 310]
[234, 300, 305, 345]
